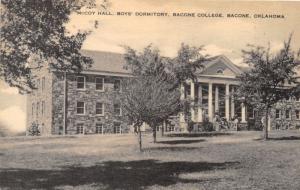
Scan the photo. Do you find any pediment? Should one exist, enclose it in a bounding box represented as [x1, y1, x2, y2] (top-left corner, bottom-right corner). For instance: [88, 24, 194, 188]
[199, 55, 243, 77]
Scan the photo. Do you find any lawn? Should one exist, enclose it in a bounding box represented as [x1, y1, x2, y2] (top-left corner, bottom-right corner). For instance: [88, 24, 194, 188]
[0, 130, 300, 190]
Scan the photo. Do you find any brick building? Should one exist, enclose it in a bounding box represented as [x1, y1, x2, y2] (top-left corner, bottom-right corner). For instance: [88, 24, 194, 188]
[26, 50, 132, 135]
[26, 50, 300, 135]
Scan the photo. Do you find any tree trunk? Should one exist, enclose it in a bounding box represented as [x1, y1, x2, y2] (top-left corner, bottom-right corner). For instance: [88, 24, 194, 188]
[152, 126, 157, 143]
[264, 107, 269, 140]
[138, 126, 142, 152]
[161, 121, 165, 137]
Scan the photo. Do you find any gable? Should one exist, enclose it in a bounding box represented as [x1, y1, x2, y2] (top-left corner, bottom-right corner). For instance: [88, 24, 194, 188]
[200, 55, 243, 77]
[202, 60, 236, 76]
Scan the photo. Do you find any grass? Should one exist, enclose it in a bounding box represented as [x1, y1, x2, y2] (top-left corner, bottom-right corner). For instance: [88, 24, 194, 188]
[0, 130, 300, 190]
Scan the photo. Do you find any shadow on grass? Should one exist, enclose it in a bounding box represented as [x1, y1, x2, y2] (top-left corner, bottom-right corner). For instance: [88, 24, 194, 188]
[255, 136, 300, 141]
[0, 160, 240, 190]
[166, 132, 232, 138]
[144, 147, 203, 152]
[157, 139, 205, 145]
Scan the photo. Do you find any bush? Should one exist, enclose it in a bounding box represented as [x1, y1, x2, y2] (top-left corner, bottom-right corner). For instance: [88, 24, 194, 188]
[187, 121, 195, 133]
[247, 119, 263, 131]
[28, 123, 40, 136]
[201, 118, 214, 132]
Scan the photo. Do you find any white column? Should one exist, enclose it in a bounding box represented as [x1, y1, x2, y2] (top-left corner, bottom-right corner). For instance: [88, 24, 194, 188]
[225, 84, 230, 121]
[241, 103, 247, 123]
[231, 87, 235, 119]
[215, 85, 219, 113]
[197, 108, 203, 122]
[197, 84, 203, 122]
[180, 84, 185, 100]
[268, 114, 271, 131]
[190, 81, 195, 121]
[190, 81, 195, 100]
[198, 84, 202, 105]
[208, 83, 213, 122]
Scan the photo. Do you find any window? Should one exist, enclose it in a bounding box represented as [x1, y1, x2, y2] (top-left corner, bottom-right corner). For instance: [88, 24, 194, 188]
[248, 106, 255, 119]
[77, 76, 85, 89]
[114, 123, 121, 134]
[37, 79, 40, 90]
[217, 69, 224, 74]
[41, 101, 45, 116]
[186, 84, 191, 96]
[77, 124, 84, 134]
[42, 77, 45, 92]
[96, 123, 103, 134]
[275, 110, 280, 119]
[36, 102, 39, 117]
[32, 103, 35, 117]
[59, 126, 63, 135]
[286, 109, 290, 119]
[77, 101, 85, 114]
[44, 101, 46, 115]
[296, 110, 300, 120]
[114, 103, 121, 116]
[114, 79, 121, 91]
[234, 103, 242, 118]
[96, 102, 104, 115]
[96, 77, 104, 91]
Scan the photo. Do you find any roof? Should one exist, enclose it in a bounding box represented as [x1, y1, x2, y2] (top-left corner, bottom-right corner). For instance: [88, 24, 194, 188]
[81, 50, 130, 74]
[237, 66, 251, 73]
[80, 50, 249, 76]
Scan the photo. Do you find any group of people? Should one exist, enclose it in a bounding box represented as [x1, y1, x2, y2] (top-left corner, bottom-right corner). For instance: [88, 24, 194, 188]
[213, 114, 240, 131]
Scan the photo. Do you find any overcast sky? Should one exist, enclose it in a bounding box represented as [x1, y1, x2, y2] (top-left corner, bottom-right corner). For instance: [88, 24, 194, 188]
[1, 0, 300, 133]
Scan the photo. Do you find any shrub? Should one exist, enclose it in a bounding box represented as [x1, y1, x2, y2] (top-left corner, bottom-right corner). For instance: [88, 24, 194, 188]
[187, 121, 195, 133]
[247, 119, 263, 131]
[28, 123, 40, 136]
[201, 118, 214, 132]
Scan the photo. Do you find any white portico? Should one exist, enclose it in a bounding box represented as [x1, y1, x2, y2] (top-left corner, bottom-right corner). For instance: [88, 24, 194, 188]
[179, 55, 248, 129]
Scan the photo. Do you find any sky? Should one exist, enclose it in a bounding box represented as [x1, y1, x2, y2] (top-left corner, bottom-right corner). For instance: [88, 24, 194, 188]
[1, 0, 300, 133]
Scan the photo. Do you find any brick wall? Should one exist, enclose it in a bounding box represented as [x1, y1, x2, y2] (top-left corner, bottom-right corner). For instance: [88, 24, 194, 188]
[270, 100, 300, 129]
[52, 72, 130, 135]
[26, 67, 53, 135]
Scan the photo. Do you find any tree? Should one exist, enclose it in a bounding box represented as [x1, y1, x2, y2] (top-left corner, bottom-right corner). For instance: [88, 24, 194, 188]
[237, 35, 300, 140]
[122, 74, 181, 150]
[166, 43, 206, 88]
[0, 0, 106, 93]
[124, 44, 206, 89]
[122, 45, 207, 149]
